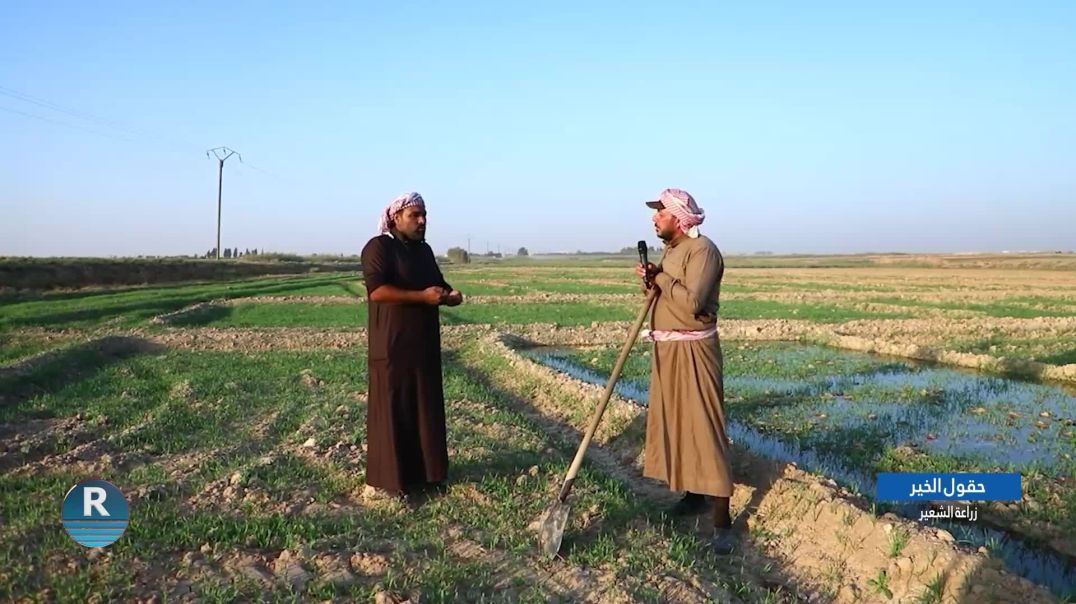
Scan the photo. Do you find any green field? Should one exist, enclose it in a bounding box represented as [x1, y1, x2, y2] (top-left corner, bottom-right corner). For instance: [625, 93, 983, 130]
[0, 343, 787, 602]
[2, 260, 1075, 602]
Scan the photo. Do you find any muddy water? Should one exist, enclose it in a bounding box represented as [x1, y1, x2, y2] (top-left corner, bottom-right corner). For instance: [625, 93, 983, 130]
[521, 342, 1076, 598]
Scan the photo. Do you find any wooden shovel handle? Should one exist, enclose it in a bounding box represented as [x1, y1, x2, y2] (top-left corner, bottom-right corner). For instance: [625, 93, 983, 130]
[557, 286, 659, 502]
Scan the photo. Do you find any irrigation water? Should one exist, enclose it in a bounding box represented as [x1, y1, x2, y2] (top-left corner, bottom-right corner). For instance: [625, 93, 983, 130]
[521, 342, 1076, 599]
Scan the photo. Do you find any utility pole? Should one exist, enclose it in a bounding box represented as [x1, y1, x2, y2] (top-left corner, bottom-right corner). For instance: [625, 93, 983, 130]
[467, 235, 471, 255]
[206, 147, 242, 259]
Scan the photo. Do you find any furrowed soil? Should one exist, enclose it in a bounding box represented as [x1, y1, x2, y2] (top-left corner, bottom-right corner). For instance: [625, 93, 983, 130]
[1, 257, 1074, 603]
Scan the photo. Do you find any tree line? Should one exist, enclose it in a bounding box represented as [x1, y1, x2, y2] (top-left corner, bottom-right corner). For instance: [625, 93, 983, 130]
[201, 247, 260, 259]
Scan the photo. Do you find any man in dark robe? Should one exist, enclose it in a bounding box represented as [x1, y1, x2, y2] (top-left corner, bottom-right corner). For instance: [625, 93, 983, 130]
[361, 192, 462, 497]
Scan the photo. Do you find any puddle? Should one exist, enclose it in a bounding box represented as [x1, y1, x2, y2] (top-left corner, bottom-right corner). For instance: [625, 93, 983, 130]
[520, 342, 1076, 598]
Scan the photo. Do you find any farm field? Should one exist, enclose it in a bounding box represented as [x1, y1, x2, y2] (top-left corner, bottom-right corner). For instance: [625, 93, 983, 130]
[2, 256, 1075, 603]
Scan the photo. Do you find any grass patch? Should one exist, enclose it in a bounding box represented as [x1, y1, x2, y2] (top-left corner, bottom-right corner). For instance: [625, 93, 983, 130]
[0, 331, 78, 364]
[950, 335, 1076, 366]
[172, 301, 636, 328]
[916, 573, 945, 604]
[170, 303, 363, 328]
[887, 529, 909, 558]
[873, 297, 1076, 319]
[0, 274, 361, 330]
[737, 280, 898, 293]
[443, 268, 630, 282]
[1006, 296, 1076, 309]
[249, 280, 363, 297]
[867, 569, 894, 598]
[534, 297, 913, 324]
[518, 280, 639, 295]
[1039, 348, 1076, 366]
[443, 302, 632, 325]
[437, 281, 531, 296]
[0, 341, 797, 602]
[722, 299, 912, 322]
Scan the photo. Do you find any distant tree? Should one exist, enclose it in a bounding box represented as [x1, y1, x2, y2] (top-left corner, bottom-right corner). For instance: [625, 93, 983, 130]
[446, 247, 471, 264]
[517, 247, 529, 257]
[224, 248, 232, 259]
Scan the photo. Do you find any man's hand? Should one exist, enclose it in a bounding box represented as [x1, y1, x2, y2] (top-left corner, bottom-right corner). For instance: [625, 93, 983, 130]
[635, 262, 661, 291]
[443, 289, 463, 307]
[422, 286, 448, 305]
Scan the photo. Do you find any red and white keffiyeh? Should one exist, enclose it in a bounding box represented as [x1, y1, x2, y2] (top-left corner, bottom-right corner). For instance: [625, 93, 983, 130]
[646, 188, 706, 238]
[377, 192, 425, 235]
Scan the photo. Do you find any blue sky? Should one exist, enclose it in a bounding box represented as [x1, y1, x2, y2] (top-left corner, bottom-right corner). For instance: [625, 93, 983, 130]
[3, 1, 1074, 257]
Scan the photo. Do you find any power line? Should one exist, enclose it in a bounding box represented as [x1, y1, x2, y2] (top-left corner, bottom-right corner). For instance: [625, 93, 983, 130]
[0, 84, 200, 154]
[0, 85, 139, 134]
[3, 85, 299, 191]
[235, 159, 287, 182]
[0, 104, 140, 144]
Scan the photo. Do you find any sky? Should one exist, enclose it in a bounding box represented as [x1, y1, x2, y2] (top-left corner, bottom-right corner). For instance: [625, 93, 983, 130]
[2, 1, 1074, 257]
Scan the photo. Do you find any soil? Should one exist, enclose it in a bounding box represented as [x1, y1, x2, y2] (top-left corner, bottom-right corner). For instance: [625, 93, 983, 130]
[6, 267, 1075, 601]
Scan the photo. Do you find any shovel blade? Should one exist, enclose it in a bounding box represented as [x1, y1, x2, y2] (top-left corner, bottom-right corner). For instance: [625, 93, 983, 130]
[536, 501, 570, 558]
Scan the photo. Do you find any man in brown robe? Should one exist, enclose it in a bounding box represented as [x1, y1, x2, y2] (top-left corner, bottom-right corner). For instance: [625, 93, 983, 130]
[635, 188, 735, 554]
[361, 192, 462, 498]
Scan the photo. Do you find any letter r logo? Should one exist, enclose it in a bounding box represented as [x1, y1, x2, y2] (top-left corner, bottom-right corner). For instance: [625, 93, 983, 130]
[84, 487, 109, 517]
[63, 479, 129, 548]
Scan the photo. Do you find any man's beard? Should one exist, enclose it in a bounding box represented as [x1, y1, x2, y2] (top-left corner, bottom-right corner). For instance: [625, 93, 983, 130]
[395, 227, 425, 242]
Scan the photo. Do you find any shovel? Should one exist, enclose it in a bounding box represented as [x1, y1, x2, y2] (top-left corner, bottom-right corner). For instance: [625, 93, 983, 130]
[537, 285, 659, 558]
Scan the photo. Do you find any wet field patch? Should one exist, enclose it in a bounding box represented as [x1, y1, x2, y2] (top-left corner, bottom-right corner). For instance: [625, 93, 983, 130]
[524, 341, 1076, 597]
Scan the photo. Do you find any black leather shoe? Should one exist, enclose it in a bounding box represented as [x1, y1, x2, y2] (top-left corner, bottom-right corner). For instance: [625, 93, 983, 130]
[669, 492, 708, 516]
[711, 528, 735, 555]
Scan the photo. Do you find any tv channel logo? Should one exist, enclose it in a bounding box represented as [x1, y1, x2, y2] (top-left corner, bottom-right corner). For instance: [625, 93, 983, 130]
[61, 479, 129, 548]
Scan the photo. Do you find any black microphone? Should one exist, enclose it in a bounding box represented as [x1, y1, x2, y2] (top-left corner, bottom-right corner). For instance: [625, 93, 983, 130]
[637, 240, 651, 289]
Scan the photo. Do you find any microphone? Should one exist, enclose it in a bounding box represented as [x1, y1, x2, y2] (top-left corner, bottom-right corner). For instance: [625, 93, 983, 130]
[637, 240, 651, 289]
